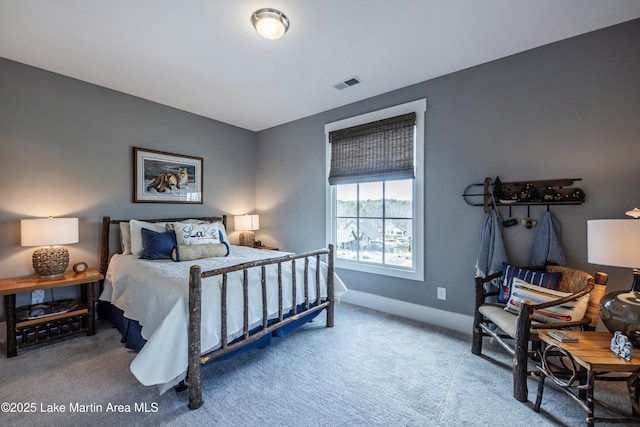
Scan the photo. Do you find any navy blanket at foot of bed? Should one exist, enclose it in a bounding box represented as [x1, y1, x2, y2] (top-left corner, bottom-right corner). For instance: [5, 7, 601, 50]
[105, 302, 322, 360]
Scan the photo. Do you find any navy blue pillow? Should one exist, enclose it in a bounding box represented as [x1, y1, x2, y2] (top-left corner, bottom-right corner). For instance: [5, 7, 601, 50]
[497, 263, 562, 303]
[140, 228, 177, 260]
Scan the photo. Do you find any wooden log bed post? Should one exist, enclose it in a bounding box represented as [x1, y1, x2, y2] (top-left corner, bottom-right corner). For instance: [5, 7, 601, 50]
[188, 265, 203, 410]
[327, 244, 335, 328]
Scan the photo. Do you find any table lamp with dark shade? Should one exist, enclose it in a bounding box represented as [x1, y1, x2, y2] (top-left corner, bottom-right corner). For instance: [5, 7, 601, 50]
[587, 216, 640, 347]
[21, 217, 79, 278]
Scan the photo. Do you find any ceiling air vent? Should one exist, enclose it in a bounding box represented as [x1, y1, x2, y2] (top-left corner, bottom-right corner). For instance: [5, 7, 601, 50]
[333, 76, 361, 90]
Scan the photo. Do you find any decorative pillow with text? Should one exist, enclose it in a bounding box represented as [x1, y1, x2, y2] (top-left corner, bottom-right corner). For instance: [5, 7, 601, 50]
[168, 222, 221, 245]
[505, 278, 589, 323]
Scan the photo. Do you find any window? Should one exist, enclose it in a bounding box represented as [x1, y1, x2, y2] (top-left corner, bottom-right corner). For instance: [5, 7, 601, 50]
[325, 99, 426, 281]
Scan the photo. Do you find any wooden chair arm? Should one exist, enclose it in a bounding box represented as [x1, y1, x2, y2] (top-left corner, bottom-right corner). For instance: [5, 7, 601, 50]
[532, 282, 594, 311]
[474, 272, 502, 298]
[474, 274, 501, 309]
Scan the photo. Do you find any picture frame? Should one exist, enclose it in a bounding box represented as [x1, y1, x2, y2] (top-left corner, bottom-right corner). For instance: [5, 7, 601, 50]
[133, 147, 203, 204]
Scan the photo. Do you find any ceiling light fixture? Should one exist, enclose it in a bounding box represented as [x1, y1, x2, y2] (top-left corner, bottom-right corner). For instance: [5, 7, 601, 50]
[251, 8, 289, 40]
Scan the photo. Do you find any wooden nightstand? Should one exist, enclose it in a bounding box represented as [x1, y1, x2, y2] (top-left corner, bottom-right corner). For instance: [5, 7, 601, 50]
[536, 330, 640, 424]
[0, 269, 104, 357]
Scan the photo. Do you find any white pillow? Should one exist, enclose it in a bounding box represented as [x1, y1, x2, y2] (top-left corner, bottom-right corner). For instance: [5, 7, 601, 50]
[120, 222, 132, 254]
[214, 221, 229, 244]
[168, 222, 220, 245]
[505, 278, 590, 323]
[130, 220, 170, 256]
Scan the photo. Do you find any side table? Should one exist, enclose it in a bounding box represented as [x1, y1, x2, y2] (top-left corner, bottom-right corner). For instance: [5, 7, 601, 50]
[0, 269, 104, 357]
[535, 330, 640, 426]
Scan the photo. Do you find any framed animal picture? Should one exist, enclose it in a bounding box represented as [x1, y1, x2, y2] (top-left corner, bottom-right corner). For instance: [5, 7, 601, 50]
[133, 147, 203, 203]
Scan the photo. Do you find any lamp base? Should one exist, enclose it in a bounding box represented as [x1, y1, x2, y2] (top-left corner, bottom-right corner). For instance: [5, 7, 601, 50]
[600, 269, 640, 348]
[239, 231, 255, 247]
[32, 246, 69, 279]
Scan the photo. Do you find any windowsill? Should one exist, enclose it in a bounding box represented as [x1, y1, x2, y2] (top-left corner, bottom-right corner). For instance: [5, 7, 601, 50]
[335, 258, 424, 281]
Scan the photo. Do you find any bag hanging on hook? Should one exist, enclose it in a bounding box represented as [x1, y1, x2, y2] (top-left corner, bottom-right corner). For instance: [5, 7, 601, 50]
[520, 218, 537, 229]
[520, 205, 537, 229]
[503, 218, 518, 227]
[503, 205, 517, 227]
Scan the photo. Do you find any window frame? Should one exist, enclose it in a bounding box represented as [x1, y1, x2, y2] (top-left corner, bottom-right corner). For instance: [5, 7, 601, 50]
[325, 99, 426, 281]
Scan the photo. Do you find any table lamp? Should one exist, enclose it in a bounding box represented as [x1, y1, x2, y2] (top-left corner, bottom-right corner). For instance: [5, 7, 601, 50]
[234, 214, 259, 247]
[587, 215, 640, 347]
[21, 217, 79, 278]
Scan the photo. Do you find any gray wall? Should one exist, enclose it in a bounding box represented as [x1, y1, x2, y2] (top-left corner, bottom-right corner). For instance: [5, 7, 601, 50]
[255, 19, 640, 316]
[1, 19, 639, 322]
[0, 58, 257, 285]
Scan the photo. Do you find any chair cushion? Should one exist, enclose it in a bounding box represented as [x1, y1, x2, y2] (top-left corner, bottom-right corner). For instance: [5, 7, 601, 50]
[479, 303, 543, 339]
[496, 263, 562, 303]
[479, 304, 519, 338]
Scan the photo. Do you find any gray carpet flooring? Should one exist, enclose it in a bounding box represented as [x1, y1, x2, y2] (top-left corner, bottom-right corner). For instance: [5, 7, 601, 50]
[0, 303, 635, 426]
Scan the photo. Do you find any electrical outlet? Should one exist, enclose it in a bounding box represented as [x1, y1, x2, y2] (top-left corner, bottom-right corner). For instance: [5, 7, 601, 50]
[31, 289, 45, 305]
[437, 287, 446, 300]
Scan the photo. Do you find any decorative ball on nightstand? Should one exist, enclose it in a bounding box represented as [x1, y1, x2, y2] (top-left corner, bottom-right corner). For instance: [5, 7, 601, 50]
[32, 246, 70, 277]
[239, 232, 256, 247]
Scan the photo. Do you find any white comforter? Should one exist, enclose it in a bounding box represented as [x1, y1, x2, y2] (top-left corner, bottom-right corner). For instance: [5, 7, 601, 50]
[100, 245, 347, 392]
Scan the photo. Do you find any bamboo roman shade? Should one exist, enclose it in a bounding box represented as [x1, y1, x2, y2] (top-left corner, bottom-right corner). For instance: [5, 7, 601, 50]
[328, 112, 416, 185]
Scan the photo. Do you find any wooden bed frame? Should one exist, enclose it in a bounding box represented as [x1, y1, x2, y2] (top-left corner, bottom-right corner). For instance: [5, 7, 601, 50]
[98, 215, 335, 410]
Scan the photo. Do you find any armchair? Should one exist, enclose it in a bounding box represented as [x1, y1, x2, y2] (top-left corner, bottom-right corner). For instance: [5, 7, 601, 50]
[471, 264, 608, 402]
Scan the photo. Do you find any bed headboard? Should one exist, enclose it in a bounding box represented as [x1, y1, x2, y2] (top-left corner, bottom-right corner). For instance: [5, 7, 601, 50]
[99, 215, 227, 277]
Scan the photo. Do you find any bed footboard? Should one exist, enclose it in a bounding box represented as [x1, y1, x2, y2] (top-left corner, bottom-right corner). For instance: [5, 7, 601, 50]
[187, 244, 335, 410]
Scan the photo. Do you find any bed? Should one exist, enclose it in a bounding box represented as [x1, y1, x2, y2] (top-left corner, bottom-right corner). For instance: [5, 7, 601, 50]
[98, 215, 347, 409]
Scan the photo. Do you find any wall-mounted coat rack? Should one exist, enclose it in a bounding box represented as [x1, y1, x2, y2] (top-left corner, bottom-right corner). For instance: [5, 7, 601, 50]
[463, 177, 585, 213]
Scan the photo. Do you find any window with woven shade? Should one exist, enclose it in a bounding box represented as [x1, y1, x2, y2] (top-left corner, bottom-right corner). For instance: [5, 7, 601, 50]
[325, 99, 426, 281]
[328, 112, 416, 185]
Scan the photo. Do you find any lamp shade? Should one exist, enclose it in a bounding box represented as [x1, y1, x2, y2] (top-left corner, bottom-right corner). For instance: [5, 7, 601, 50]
[234, 215, 260, 231]
[587, 219, 640, 268]
[21, 217, 79, 247]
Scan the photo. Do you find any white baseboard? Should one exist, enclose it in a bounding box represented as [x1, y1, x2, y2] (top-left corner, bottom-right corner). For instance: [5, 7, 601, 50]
[339, 290, 473, 335]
